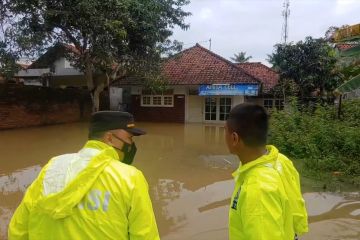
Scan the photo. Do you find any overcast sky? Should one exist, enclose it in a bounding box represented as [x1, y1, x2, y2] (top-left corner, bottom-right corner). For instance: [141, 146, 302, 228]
[171, 0, 360, 65]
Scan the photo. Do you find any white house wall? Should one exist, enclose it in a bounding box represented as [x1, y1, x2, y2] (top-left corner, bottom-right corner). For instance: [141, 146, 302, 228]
[17, 68, 50, 77]
[54, 58, 82, 76]
[173, 86, 187, 95]
[232, 96, 245, 107]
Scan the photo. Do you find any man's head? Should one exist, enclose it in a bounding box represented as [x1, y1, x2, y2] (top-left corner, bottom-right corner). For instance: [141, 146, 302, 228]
[89, 111, 146, 164]
[225, 103, 268, 155]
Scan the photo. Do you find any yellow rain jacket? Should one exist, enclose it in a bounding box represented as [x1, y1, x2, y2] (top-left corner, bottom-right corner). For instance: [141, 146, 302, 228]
[8, 140, 160, 240]
[229, 145, 308, 240]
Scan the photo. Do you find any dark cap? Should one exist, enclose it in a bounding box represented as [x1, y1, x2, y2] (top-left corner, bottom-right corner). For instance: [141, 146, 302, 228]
[89, 111, 146, 136]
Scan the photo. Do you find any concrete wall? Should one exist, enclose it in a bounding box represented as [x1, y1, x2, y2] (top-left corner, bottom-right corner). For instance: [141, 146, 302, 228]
[187, 96, 203, 123]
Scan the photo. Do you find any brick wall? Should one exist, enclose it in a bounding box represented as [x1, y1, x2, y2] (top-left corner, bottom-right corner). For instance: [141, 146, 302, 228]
[131, 95, 185, 123]
[0, 102, 91, 130]
[0, 84, 93, 130]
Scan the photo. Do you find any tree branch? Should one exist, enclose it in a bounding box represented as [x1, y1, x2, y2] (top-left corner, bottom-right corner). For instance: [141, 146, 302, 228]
[56, 25, 81, 51]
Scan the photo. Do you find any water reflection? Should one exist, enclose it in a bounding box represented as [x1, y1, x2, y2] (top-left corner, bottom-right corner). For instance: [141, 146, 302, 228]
[300, 192, 360, 240]
[200, 155, 238, 169]
[155, 179, 233, 240]
[0, 122, 359, 240]
[0, 207, 12, 239]
[0, 165, 41, 194]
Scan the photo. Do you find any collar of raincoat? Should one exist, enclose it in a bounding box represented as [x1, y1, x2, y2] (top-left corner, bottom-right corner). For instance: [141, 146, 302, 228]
[84, 140, 124, 161]
[232, 145, 279, 183]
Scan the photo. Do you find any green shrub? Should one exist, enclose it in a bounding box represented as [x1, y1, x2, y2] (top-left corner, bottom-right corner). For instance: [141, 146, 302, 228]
[269, 99, 360, 178]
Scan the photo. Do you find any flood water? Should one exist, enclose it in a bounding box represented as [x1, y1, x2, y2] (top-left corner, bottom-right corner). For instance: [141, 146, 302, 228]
[1, 122, 359, 240]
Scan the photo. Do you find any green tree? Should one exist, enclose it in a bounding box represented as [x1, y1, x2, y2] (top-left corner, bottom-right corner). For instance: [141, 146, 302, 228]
[230, 51, 252, 63]
[0, 0, 190, 111]
[0, 41, 20, 84]
[268, 37, 341, 99]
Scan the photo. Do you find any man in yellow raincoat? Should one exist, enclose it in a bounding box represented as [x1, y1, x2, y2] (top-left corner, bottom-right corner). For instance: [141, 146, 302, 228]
[8, 111, 160, 240]
[225, 104, 308, 240]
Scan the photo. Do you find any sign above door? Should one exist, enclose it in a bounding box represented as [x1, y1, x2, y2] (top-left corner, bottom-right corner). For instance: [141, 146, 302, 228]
[199, 84, 259, 96]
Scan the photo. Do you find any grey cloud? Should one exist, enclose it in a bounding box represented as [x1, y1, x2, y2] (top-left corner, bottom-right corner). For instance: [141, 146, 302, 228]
[171, 0, 360, 65]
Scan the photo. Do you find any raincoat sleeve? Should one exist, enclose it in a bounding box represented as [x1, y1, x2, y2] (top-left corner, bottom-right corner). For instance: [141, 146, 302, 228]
[128, 171, 160, 240]
[8, 175, 42, 240]
[8, 198, 30, 240]
[8, 161, 50, 240]
[240, 182, 284, 240]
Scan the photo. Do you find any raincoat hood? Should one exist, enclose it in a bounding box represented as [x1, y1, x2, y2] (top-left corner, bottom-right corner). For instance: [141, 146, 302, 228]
[34, 140, 120, 219]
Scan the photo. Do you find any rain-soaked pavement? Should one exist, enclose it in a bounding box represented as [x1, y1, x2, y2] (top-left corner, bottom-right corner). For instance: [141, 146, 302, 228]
[1, 122, 359, 240]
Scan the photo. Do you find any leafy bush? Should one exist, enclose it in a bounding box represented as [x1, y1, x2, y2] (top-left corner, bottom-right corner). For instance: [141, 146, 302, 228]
[269, 99, 360, 178]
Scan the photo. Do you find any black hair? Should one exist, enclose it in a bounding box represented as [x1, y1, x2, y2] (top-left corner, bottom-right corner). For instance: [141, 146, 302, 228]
[227, 103, 269, 147]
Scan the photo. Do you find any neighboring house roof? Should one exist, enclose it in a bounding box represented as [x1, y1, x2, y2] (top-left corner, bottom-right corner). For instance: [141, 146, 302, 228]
[18, 63, 30, 69]
[27, 43, 79, 69]
[237, 62, 279, 92]
[335, 43, 359, 51]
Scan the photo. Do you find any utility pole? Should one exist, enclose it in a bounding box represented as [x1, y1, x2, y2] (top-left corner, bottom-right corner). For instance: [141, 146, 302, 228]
[282, 0, 290, 44]
[209, 38, 212, 50]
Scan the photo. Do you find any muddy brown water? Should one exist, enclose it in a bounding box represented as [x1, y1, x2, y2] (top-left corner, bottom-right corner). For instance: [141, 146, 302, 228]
[1, 122, 359, 240]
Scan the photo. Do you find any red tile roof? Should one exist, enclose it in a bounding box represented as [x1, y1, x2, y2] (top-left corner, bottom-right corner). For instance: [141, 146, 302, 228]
[237, 62, 279, 92]
[118, 44, 261, 87]
[162, 44, 260, 85]
[336, 43, 359, 51]
[18, 63, 30, 69]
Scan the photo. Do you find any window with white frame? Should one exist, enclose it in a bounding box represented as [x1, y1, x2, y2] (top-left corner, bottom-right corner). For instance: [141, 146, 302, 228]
[163, 96, 173, 106]
[141, 95, 174, 107]
[142, 96, 151, 105]
[152, 96, 162, 105]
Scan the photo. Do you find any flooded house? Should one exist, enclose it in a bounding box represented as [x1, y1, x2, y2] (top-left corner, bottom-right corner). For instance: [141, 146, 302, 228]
[15, 43, 281, 123]
[115, 44, 280, 123]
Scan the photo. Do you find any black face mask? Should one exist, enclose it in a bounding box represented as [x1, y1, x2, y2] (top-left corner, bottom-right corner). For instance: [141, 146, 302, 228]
[121, 142, 137, 165]
[111, 134, 137, 165]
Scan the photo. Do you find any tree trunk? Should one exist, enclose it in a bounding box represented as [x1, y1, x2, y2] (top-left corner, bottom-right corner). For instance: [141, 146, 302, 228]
[84, 54, 94, 90]
[106, 73, 111, 110]
[93, 83, 105, 112]
[84, 54, 98, 112]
